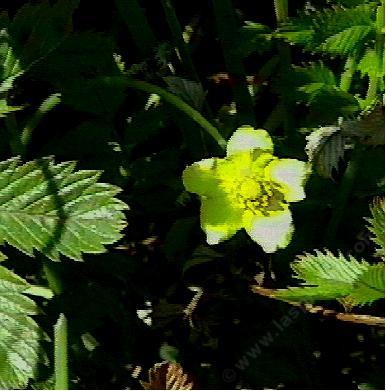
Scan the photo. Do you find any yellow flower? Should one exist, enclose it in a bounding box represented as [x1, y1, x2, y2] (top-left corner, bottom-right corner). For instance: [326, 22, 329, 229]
[183, 126, 310, 253]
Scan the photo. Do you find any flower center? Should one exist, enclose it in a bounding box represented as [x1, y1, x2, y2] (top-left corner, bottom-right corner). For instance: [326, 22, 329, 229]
[224, 175, 285, 215]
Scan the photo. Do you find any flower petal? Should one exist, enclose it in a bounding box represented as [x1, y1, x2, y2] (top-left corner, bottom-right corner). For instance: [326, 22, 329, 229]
[182, 158, 219, 196]
[226, 126, 273, 156]
[266, 159, 308, 202]
[243, 208, 294, 253]
[201, 196, 243, 245]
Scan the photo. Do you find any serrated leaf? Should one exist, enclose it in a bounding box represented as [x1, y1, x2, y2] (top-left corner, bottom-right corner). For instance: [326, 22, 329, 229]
[346, 263, 385, 305]
[276, 250, 384, 306]
[0, 157, 128, 261]
[319, 25, 372, 55]
[277, 3, 377, 57]
[366, 197, 385, 257]
[292, 250, 368, 286]
[305, 126, 345, 178]
[0, 264, 46, 389]
[357, 48, 385, 79]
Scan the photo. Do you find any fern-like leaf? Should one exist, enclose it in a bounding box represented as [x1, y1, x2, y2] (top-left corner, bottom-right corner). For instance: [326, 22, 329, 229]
[366, 197, 385, 257]
[276, 250, 384, 306]
[346, 263, 385, 305]
[277, 2, 377, 57]
[319, 25, 372, 55]
[0, 157, 128, 261]
[0, 264, 46, 389]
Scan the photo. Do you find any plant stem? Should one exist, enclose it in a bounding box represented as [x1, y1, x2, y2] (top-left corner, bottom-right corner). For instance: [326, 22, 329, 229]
[212, 0, 256, 126]
[273, 0, 294, 139]
[114, 0, 157, 58]
[54, 314, 68, 390]
[340, 55, 357, 92]
[43, 260, 68, 389]
[160, 0, 215, 156]
[20, 93, 61, 156]
[161, 0, 198, 81]
[4, 113, 22, 155]
[252, 286, 385, 328]
[121, 77, 227, 150]
[364, 3, 384, 106]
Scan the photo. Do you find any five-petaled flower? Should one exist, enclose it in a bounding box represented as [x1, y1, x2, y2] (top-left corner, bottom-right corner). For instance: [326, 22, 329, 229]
[182, 126, 310, 253]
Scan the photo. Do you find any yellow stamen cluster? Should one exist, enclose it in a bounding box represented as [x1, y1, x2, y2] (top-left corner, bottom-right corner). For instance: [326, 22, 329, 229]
[221, 174, 285, 215]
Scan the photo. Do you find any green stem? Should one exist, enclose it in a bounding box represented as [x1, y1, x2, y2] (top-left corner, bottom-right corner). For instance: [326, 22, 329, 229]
[20, 93, 61, 155]
[54, 314, 68, 390]
[120, 77, 227, 149]
[212, 0, 256, 126]
[161, 0, 198, 81]
[43, 261, 68, 389]
[4, 113, 22, 155]
[273, 0, 294, 139]
[324, 144, 363, 246]
[340, 55, 357, 92]
[114, 0, 157, 58]
[160, 0, 215, 155]
[364, 3, 384, 106]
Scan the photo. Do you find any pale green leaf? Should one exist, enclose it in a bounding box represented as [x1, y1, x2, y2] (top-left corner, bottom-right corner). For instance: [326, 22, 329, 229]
[305, 126, 345, 178]
[276, 250, 384, 306]
[346, 263, 385, 305]
[0, 157, 128, 261]
[0, 264, 46, 389]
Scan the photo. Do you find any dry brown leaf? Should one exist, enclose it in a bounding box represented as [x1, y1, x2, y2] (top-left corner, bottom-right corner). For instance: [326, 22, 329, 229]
[140, 362, 193, 390]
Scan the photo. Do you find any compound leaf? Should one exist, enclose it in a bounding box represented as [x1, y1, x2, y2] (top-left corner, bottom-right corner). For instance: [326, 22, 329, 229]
[276, 250, 382, 304]
[0, 157, 128, 261]
[0, 264, 46, 389]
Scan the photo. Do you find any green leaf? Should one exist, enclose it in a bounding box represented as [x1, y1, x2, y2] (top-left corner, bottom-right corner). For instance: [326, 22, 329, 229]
[8, 0, 79, 65]
[232, 22, 272, 58]
[159, 342, 179, 362]
[347, 263, 385, 305]
[182, 245, 223, 274]
[305, 126, 345, 178]
[0, 264, 46, 389]
[280, 63, 360, 122]
[366, 197, 385, 257]
[291, 250, 368, 286]
[0, 157, 128, 261]
[276, 250, 385, 306]
[276, 250, 370, 302]
[357, 48, 385, 79]
[0, 99, 23, 118]
[277, 3, 377, 57]
[319, 25, 372, 55]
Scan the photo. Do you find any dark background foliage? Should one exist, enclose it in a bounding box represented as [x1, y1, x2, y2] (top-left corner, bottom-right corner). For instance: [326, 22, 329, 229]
[0, 0, 384, 389]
